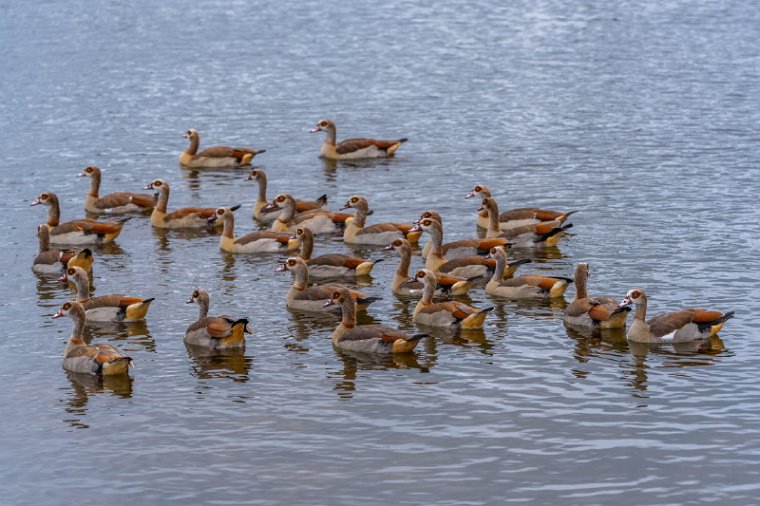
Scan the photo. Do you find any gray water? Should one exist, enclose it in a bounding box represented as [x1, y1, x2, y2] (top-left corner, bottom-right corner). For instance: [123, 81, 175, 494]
[1, 0, 759, 504]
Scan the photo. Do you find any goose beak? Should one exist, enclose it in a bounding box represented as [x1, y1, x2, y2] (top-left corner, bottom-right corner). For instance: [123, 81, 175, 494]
[186, 297, 194, 304]
[464, 190, 477, 199]
[58, 273, 69, 282]
[77, 172, 87, 177]
[323, 299, 335, 308]
[143, 183, 154, 190]
[310, 126, 322, 133]
[618, 296, 633, 309]
[383, 243, 394, 250]
[409, 222, 422, 233]
[30, 199, 41, 206]
[339, 202, 351, 210]
[275, 262, 288, 273]
[404, 277, 418, 285]
[51, 309, 65, 319]
[262, 201, 278, 211]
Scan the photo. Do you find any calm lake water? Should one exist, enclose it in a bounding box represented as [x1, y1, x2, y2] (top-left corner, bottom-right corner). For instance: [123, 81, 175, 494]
[1, 0, 759, 504]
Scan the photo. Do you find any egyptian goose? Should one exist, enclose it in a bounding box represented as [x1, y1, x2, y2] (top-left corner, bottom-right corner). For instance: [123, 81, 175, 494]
[247, 168, 328, 222]
[480, 198, 571, 247]
[52, 301, 133, 375]
[465, 184, 578, 230]
[618, 288, 734, 344]
[486, 246, 571, 299]
[323, 287, 426, 353]
[78, 165, 153, 214]
[341, 195, 416, 245]
[31, 192, 124, 245]
[210, 207, 299, 253]
[61, 266, 154, 323]
[563, 263, 630, 329]
[294, 227, 380, 277]
[33, 224, 94, 275]
[276, 257, 378, 313]
[408, 217, 509, 275]
[410, 217, 509, 269]
[411, 270, 492, 329]
[144, 179, 238, 229]
[179, 128, 265, 168]
[185, 288, 251, 349]
[413, 210, 443, 258]
[310, 119, 407, 160]
[384, 238, 476, 296]
[265, 193, 350, 234]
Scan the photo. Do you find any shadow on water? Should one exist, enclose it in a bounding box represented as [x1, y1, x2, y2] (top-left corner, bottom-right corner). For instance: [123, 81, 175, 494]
[62, 371, 133, 430]
[185, 344, 253, 383]
[152, 226, 219, 253]
[328, 344, 434, 400]
[88, 320, 157, 353]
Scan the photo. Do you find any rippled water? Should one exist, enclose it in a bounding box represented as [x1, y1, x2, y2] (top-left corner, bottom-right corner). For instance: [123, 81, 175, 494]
[2, 0, 759, 504]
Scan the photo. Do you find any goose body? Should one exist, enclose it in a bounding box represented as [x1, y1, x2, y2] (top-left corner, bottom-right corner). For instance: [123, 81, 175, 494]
[31, 192, 124, 245]
[266, 194, 350, 234]
[211, 207, 298, 253]
[276, 257, 377, 313]
[619, 288, 734, 344]
[53, 301, 133, 375]
[185, 289, 251, 349]
[180, 128, 264, 168]
[79, 165, 153, 214]
[385, 238, 476, 296]
[411, 270, 492, 329]
[310, 119, 407, 160]
[563, 263, 630, 329]
[62, 266, 154, 323]
[341, 195, 413, 245]
[33, 225, 93, 275]
[247, 168, 328, 222]
[485, 246, 571, 299]
[466, 184, 577, 230]
[480, 198, 571, 247]
[294, 227, 379, 278]
[324, 288, 425, 353]
[145, 179, 233, 229]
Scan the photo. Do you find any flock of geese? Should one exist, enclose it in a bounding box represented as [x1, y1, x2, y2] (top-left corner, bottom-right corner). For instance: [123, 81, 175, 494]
[34, 119, 735, 375]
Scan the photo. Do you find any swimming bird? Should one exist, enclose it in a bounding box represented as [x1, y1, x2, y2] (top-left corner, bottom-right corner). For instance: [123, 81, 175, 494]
[465, 183, 577, 230]
[485, 246, 571, 299]
[479, 198, 571, 247]
[185, 288, 251, 349]
[179, 128, 265, 168]
[310, 119, 407, 160]
[53, 301, 133, 375]
[323, 287, 426, 353]
[293, 227, 381, 278]
[276, 257, 378, 313]
[33, 224, 93, 275]
[78, 165, 153, 214]
[247, 168, 328, 222]
[144, 179, 238, 229]
[341, 195, 416, 245]
[31, 192, 124, 245]
[618, 288, 734, 344]
[264, 193, 351, 234]
[563, 263, 630, 329]
[210, 207, 299, 253]
[61, 266, 154, 323]
[411, 269, 492, 329]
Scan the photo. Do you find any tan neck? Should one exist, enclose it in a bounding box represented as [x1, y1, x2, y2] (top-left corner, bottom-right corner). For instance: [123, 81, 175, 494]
[185, 134, 199, 155]
[221, 213, 235, 239]
[421, 278, 435, 304]
[633, 298, 648, 322]
[396, 245, 411, 277]
[353, 202, 369, 228]
[156, 187, 169, 214]
[298, 231, 314, 261]
[88, 172, 101, 198]
[339, 297, 357, 328]
[324, 126, 337, 145]
[255, 173, 267, 204]
[427, 222, 444, 257]
[486, 200, 500, 234]
[38, 228, 50, 253]
[490, 254, 507, 284]
[197, 296, 209, 319]
[64, 305, 87, 355]
[277, 197, 296, 224]
[46, 196, 61, 227]
[73, 275, 90, 302]
[574, 269, 588, 300]
[291, 265, 308, 291]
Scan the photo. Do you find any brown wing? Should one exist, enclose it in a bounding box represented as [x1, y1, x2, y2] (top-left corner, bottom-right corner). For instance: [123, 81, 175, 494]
[691, 309, 726, 323]
[533, 210, 567, 221]
[435, 274, 468, 287]
[340, 325, 410, 342]
[308, 254, 364, 268]
[295, 197, 327, 212]
[94, 192, 153, 210]
[439, 256, 495, 273]
[358, 223, 406, 235]
[67, 343, 124, 366]
[499, 208, 540, 221]
[564, 298, 594, 318]
[84, 295, 145, 309]
[53, 220, 122, 236]
[647, 309, 697, 338]
[163, 207, 216, 222]
[509, 274, 569, 290]
[335, 138, 379, 154]
[234, 231, 291, 246]
[443, 237, 508, 254]
[197, 146, 257, 160]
